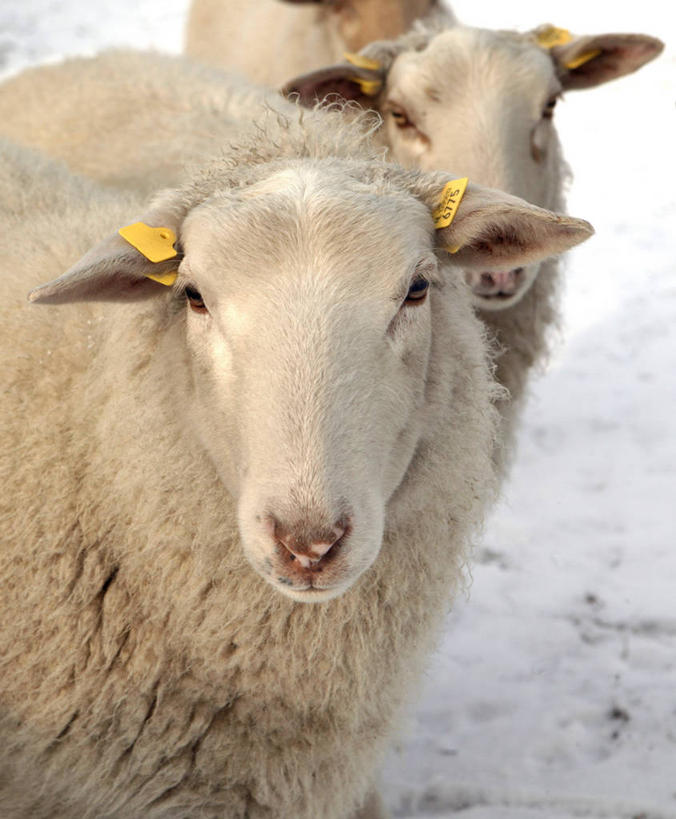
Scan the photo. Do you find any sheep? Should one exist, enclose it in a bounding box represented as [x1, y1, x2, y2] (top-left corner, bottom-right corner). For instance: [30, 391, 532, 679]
[0, 112, 592, 818]
[184, 0, 455, 86]
[281, 22, 663, 461]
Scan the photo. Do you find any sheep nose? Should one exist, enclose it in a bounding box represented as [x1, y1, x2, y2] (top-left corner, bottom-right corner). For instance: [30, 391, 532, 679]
[475, 268, 522, 296]
[272, 517, 347, 568]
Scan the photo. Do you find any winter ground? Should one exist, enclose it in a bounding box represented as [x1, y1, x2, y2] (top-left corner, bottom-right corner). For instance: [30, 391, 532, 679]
[1, 1, 674, 817]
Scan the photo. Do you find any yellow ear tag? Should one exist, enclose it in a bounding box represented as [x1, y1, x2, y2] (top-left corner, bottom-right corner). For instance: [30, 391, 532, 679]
[433, 177, 469, 237]
[144, 269, 179, 286]
[565, 48, 602, 70]
[344, 52, 382, 72]
[118, 222, 179, 286]
[354, 77, 382, 96]
[535, 25, 573, 49]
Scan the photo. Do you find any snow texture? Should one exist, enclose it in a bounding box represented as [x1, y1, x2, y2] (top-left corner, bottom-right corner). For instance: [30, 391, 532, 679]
[1, 1, 674, 817]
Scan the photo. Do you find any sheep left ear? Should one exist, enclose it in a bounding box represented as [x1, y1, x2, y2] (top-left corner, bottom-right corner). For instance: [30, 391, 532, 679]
[281, 60, 385, 107]
[429, 179, 594, 270]
[28, 199, 186, 305]
[551, 33, 664, 91]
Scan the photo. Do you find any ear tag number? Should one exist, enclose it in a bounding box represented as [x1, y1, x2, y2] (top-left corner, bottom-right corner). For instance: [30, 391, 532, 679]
[344, 52, 382, 71]
[433, 177, 468, 230]
[118, 222, 178, 286]
[535, 25, 573, 49]
[564, 49, 601, 70]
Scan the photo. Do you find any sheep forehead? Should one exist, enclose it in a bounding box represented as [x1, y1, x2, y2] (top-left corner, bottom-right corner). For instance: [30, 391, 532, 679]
[390, 26, 557, 108]
[181, 166, 433, 294]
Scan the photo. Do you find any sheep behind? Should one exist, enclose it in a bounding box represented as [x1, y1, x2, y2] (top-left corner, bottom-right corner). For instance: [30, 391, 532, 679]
[185, 0, 455, 85]
[283, 22, 663, 465]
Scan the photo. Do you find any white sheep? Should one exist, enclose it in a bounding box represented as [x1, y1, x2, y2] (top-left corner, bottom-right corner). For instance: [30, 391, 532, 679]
[281, 22, 663, 461]
[185, 0, 455, 85]
[0, 113, 591, 817]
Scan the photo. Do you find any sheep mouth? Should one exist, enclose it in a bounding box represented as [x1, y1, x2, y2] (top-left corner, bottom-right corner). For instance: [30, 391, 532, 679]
[470, 267, 525, 299]
[276, 573, 345, 593]
[270, 548, 354, 599]
[273, 577, 351, 603]
[267, 548, 350, 596]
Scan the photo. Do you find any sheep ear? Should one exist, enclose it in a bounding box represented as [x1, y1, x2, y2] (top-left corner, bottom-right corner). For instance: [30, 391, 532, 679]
[281, 61, 384, 107]
[431, 180, 594, 269]
[28, 207, 184, 305]
[551, 33, 664, 91]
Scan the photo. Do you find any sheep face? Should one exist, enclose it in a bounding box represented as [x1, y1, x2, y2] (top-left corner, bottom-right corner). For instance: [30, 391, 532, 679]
[379, 28, 563, 312]
[284, 28, 562, 312]
[29, 162, 593, 602]
[178, 167, 437, 602]
[379, 29, 562, 196]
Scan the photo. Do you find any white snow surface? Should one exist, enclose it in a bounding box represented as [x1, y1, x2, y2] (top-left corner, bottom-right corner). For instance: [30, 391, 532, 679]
[1, 1, 674, 817]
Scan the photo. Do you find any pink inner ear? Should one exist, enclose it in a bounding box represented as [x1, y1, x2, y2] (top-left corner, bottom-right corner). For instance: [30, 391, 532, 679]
[282, 77, 370, 107]
[282, 64, 382, 107]
[608, 41, 662, 73]
[291, 77, 367, 105]
[561, 35, 664, 90]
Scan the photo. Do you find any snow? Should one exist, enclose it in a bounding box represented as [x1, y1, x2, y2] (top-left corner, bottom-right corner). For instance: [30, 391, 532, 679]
[1, 1, 674, 817]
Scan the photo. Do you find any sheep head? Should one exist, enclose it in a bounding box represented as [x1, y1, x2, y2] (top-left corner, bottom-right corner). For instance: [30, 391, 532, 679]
[29, 162, 592, 602]
[283, 25, 662, 312]
[278, 0, 439, 53]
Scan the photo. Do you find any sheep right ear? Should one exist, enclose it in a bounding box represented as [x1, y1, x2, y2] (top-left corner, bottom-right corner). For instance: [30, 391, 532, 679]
[550, 32, 664, 91]
[28, 201, 187, 305]
[429, 179, 594, 269]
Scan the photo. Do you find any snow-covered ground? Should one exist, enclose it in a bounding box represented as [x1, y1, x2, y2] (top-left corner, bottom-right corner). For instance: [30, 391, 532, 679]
[1, 1, 674, 817]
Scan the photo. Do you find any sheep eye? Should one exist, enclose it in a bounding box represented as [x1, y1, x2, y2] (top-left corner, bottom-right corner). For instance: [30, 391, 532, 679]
[389, 105, 411, 129]
[542, 97, 557, 120]
[404, 277, 429, 305]
[185, 285, 207, 313]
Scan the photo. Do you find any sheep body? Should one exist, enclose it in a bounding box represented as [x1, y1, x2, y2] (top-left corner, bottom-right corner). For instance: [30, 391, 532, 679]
[185, 0, 454, 86]
[0, 125, 504, 816]
[0, 51, 283, 197]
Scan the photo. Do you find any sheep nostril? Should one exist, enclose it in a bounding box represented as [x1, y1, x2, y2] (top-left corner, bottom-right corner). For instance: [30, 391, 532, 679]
[271, 518, 347, 567]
